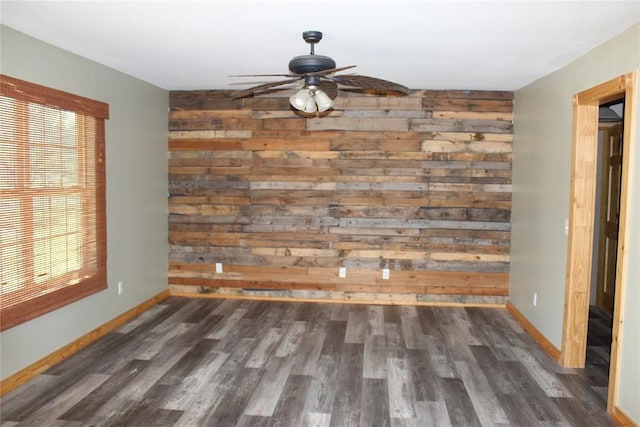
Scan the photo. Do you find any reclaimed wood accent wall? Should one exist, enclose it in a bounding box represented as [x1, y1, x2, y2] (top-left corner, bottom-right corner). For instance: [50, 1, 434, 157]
[168, 90, 513, 299]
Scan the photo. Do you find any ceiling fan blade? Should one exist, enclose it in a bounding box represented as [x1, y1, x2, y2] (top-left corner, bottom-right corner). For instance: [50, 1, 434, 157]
[307, 65, 357, 76]
[319, 80, 339, 99]
[332, 74, 410, 95]
[231, 77, 303, 99]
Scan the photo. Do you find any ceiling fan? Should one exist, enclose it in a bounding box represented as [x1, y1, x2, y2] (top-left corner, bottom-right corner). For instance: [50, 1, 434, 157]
[231, 30, 410, 114]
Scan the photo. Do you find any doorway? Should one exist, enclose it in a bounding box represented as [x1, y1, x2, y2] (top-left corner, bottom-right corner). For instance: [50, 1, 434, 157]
[586, 98, 624, 402]
[592, 100, 624, 316]
[560, 72, 636, 415]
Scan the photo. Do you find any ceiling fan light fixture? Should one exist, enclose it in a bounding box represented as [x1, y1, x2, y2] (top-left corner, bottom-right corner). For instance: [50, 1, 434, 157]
[232, 30, 410, 110]
[314, 88, 334, 113]
[303, 96, 318, 113]
[289, 88, 313, 110]
[289, 86, 334, 114]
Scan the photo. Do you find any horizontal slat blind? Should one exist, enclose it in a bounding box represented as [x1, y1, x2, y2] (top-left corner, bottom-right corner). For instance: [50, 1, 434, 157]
[0, 75, 108, 331]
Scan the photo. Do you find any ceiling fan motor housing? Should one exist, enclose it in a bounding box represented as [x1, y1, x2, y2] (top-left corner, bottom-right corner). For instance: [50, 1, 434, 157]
[289, 55, 336, 74]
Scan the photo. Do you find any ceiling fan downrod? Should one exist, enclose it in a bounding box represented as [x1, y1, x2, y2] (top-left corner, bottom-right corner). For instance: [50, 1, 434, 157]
[289, 31, 336, 75]
[302, 30, 323, 55]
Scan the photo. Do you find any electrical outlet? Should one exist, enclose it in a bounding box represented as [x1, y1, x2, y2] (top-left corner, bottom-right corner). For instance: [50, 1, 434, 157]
[215, 263, 223, 273]
[382, 268, 390, 280]
[533, 292, 538, 306]
[564, 218, 569, 236]
[339, 267, 346, 278]
[117, 281, 123, 295]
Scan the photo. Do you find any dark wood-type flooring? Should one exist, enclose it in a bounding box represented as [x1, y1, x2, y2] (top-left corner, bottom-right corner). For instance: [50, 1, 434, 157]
[1, 297, 615, 426]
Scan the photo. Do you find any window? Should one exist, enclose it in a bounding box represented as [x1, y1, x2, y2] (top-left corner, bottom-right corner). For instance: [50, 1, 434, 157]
[0, 75, 109, 331]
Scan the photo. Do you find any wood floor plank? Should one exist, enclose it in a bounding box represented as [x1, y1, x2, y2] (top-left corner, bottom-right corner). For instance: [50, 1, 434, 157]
[438, 377, 482, 427]
[511, 346, 573, 398]
[468, 345, 517, 395]
[89, 346, 192, 423]
[206, 307, 249, 339]
[383, 305, 403, 324]
[134, 322, 193, 361]
[202, 367, 262, 426]
[109, 383, 183, 427]
[500, 359, 569, 423]
[0, 298, 616, 426]
[275, 320, 308, 358]
[115, 303, 170, 333]
[235, 414, 271, 427]
[429, 354, 458, 379]
[406, 349, 439, 402]
[436, 312, 476, 361]
[386, 357, 418, 419]
[243, 355, 295, 417]
[414, 401, 452, 427]
[291, 327, 326, 376]
[0, 374, 60, 421]
[551, 396, 616, 427]
[366, 305, 385, 336]
[496, 392, 546, 426]
[268, 374, 313, 426]
[59, 359, 150, 422]
[363, 334, 387, 379]
[174, 337, 256, 425]
[454, 360, 509, 425]
[300, 412, 332, 427]
[361, 378, 391, 427]
[384, 322, 406, 359]
[319, 321, 346, 357]
[329, 343, 363, 427]
[344, 308, 368, 344]
[162, 351, 229, 411]
[16, 373, 109, 426]
[556, 372, 613, 417]
[302, 354, 340, 415]
[172, 382, 224, 426]
[400, 306, 428, 350]
[244, 326, 286, 369]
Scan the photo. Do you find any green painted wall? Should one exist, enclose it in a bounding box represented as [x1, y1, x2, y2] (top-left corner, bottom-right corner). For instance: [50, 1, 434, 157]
[0, 26, 169, 380]
[511, 23, 640, 422]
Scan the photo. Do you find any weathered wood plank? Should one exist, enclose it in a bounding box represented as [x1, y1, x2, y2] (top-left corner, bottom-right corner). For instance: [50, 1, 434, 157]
[422, 97, 513, 113]
[167, 89, 513, 296]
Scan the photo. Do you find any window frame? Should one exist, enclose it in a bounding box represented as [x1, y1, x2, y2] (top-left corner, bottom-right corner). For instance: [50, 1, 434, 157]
[0, 75, 109, 331]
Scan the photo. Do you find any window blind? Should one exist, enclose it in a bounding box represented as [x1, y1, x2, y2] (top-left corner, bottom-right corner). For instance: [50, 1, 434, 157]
[0, 75, 109, 331]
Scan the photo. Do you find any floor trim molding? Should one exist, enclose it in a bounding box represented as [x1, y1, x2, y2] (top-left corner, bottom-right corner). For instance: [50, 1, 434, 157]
[506, 301, 561, 361]
[612, 406, 639, 427]
[169, 286, 508, 307]
[0, 290, 170, 396]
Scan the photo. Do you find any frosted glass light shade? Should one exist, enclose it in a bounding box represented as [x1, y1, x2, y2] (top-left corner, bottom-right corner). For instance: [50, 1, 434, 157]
[303, 96, 317, 113]
[289, 86, 334, 114]
[289, 89, 313, 110]
[314, 89, 334, 113]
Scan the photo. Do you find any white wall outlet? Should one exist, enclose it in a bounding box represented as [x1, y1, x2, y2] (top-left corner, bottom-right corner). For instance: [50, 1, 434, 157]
[339, 267, 347, 278]
[382, 268, 390, 280]
[564, 218, 569, 236]
[533, 292, 538, 306]
[117, 281, 124, 295]
[215, 263, 223, 274]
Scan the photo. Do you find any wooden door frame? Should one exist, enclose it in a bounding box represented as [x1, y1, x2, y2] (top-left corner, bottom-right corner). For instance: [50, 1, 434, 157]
[560, 72, 636, 414]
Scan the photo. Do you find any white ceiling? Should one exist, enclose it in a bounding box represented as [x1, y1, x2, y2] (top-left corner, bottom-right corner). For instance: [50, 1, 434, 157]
[1, 1, 639, 92]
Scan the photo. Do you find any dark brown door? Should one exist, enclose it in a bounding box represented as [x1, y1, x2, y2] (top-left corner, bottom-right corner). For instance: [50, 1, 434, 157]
[595, 123, 623, 316]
